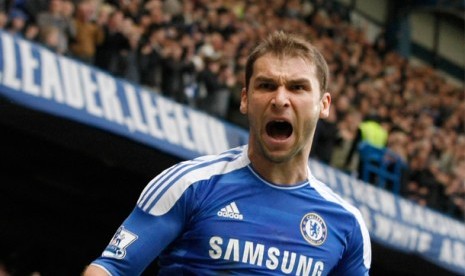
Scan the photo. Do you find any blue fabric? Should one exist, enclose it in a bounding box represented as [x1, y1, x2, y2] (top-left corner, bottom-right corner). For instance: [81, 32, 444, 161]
[92, 147, 371, 275]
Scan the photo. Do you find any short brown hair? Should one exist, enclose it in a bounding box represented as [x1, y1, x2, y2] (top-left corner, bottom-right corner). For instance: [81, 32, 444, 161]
[244, 31, 329, 95]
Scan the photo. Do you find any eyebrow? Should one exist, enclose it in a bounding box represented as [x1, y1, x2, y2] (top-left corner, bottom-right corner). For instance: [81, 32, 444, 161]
[254, 76, 311, 84]
[286, 78, 311, 85]
[254, 76, 275, 83]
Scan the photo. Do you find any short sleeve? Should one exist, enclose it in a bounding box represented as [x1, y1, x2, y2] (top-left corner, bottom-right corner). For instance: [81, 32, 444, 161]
[91, 197, 188, 275]
[331, 217, 371, 275]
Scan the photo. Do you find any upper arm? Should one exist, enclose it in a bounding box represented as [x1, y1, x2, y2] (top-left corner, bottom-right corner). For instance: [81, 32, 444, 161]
[90, 205, 186, 275]
[82, 264, 111, 276]
[89, 185, 191, 275]
[88, 160, 209, 274]
[331, 217, 371, 276]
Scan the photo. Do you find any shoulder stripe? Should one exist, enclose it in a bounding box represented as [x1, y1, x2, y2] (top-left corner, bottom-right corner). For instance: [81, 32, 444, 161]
[137, 148, 242, 207]
[137, 160, 200, 207]
[138, 148, 247, 216]
[141, 155, 236, 212]
[308, 167, 372, 269]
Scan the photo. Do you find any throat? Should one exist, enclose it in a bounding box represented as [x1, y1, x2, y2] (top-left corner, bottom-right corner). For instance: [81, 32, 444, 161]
[248, 162, 308, 186]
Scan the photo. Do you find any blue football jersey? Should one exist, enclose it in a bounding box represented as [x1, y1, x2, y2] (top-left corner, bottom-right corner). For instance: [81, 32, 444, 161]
[91, 146, 371, 275]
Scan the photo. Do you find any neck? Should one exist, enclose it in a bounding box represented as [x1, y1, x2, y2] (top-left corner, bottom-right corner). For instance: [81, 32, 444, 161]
[248, 149, 309, 186]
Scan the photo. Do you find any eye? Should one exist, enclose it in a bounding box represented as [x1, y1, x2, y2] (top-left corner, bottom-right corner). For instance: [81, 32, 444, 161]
[257, 82, 276, 91]
[291, 84, 304, 90]
[289, 84, 309, 91]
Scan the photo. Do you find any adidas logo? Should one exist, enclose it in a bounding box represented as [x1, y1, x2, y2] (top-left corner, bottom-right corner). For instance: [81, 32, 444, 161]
[217, 202, 243, 220]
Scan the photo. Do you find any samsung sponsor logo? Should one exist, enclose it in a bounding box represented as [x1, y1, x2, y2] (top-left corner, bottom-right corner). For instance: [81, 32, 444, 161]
[208, 236, 325, 276]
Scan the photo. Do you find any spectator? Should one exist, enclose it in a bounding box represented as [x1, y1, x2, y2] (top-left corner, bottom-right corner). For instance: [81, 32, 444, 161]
[13, 0, 464, 220]
[0, 0, 13, 13]
[406, 139, 448, 209]
[160, 38, 194, 103]
[23, 0, 49, 20]
[38, 25, 62, 53]
[0, 11, 8, 29]
[94, 9, 131, 76]
[5, 8, 28, 37]
[120, 0, 144, 23]
[36, 0, 76, 55]
[311, 106, 339, 164]
[120, 23, 142, 83]
[196, 57, 226, 117]
[138, 25, 166, 90]
[68, 0, 104, 63]
[227, 66, 248, 129]
[344, 111, 389, 171]
[331, 108, 362, 173]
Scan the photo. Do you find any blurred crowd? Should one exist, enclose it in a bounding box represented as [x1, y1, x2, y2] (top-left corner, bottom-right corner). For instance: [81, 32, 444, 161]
[0, 0, 463, 220]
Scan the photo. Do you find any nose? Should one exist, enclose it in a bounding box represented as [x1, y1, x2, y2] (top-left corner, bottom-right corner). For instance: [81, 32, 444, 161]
[271, 87, 290, 109]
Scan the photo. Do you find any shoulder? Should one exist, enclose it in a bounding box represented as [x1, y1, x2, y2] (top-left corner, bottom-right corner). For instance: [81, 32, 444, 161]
[309, 174, 363, 222]
[308, 174, 370, 243]
[309, 173, 372, 269]
[137, 146, 249, 216]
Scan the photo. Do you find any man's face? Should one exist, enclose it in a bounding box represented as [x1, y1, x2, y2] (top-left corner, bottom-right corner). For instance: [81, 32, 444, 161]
[240, 53, 331, 163]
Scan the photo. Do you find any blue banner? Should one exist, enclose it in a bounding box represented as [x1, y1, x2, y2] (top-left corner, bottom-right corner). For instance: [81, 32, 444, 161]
[0, 31, 249, 160]
[0, 31, 464, 274]
[309, 160, 465, 274]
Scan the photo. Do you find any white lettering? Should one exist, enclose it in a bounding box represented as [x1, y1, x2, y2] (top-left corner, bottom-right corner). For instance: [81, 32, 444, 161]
[79, 65, 103, 117]
[373, 213, 390, 240]
[140, 90, 164, 139]
[350, 179, 366, 204]
[124, 84, 148, 133]
[440, 239, 465, 268]
[208, 118, 229, 154]
[312, 261, 324, 276]
[18, 40, 40, 96]
[324, 166, 337, 190]
[242, 241, 264, 266]
[1, 34, 21, 89]
[373, 214, 432, 253]
[417, 232, 432, 253]
[308, 161, 325, 182]
[363, 184, 380, 211]
[208, 237, 326, 275]
[359, 205, 372, 231]
[96, 73, 124, 125]
[217, 211, 243, 220]
[208, 236, 223, 259]
[452, 240, 465, 268]
[40, 48, 64, 102]
[2, 35, 17, 89]
[59, 57, 84, 109]
[224, 238, 240, 262]
[189, 111, 213, 154]
[378, 190, 397, 217]
[174, 105, 195, 150]
[158, 97, 180, 144]
[296, 255, 313, 276]
[452, 220, 465, 240]
[439, 239, 453, 265]
[337, 172, 353, 198]
[398, 200, 459, 238]
[266, 247, 280, 270]
[281, 251, 296, 274]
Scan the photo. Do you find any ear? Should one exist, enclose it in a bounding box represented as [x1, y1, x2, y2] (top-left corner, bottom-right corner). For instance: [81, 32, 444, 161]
[319, 92, 331, 118]
[240, 88, 248, 114]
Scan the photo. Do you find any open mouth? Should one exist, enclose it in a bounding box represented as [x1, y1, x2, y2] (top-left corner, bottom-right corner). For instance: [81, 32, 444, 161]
[266, 121, 293, 140]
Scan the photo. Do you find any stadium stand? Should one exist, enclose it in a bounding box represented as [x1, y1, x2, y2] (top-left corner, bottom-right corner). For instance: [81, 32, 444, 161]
[0, 0, 464, 275]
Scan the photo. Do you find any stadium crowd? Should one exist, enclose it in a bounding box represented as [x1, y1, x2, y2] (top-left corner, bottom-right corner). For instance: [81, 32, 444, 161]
[0, 0, 463, 220]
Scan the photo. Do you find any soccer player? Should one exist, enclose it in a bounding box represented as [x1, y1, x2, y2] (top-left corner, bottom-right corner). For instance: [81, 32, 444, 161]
[83, 31, 372, 276]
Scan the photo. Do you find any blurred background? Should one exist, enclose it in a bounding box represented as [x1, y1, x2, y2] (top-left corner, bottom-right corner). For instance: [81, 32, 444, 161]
[0, 0, 464, 275]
